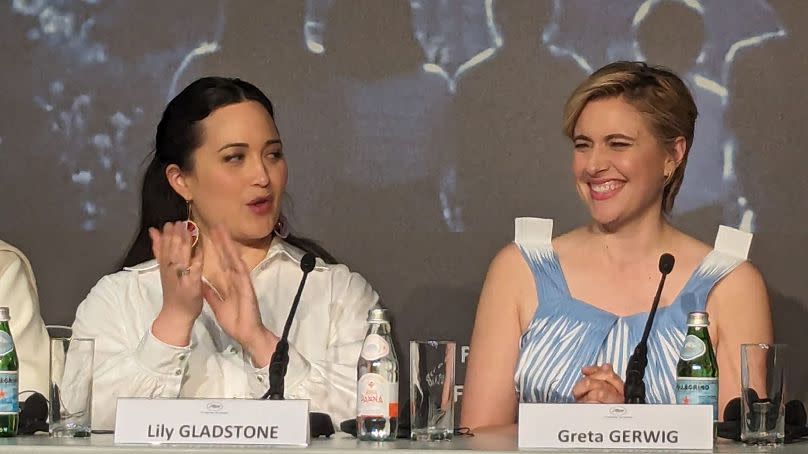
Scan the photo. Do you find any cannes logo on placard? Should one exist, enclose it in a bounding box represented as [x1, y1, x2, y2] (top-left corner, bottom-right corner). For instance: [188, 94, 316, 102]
[205, 402, 225, 413]
[607, 406, 630, 418]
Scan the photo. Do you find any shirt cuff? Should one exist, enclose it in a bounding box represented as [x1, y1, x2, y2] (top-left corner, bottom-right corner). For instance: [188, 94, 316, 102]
[134, 328, 192, 377]
[246, 344, 312, 399]
[247, 358, 270, 389]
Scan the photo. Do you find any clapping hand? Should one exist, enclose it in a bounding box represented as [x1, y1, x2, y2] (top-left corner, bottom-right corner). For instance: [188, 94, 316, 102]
[202, 226, 279, 367]
[150, 221, 204, 346]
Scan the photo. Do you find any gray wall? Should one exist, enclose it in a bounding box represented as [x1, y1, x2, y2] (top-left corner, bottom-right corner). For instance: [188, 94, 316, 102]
[1, 0, 806, 406]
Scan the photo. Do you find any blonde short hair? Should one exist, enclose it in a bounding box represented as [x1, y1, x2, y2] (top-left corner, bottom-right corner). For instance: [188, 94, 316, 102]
[562, 61, 698, 213]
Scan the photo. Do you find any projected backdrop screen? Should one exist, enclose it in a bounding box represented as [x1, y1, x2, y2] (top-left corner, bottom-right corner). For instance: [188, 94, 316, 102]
[1, 0, 806, 403]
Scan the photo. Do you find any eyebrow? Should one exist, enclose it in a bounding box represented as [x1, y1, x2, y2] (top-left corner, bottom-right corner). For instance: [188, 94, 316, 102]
[604, 133, 636, 141]
[217, 139, 282, 152]
[572, 133, 636, 142]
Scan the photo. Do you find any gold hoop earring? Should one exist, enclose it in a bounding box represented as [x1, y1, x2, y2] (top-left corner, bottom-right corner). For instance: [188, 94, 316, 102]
[185, 201, 200, 248]
[663, 166, 676, 186]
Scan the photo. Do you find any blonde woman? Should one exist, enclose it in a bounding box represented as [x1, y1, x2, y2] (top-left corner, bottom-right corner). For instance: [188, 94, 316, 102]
[461, 62, 772, 431]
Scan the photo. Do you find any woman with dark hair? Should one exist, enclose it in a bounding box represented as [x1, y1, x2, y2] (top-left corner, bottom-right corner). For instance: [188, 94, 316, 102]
[72, 77, 378, 430]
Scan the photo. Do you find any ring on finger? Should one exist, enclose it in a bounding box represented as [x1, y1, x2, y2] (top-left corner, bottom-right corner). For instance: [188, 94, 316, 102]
[176, 266, 191, 278]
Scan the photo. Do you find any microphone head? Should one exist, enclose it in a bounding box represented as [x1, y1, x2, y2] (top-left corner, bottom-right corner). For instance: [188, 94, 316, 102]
[21, 392, 48, 421]
[300, 253, 316, 273]
[658, 253, 675, 274]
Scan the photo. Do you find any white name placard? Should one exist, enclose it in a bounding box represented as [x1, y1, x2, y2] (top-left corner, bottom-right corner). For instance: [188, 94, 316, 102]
[114, 398, 310, 446]
[519, 403, 713, 450]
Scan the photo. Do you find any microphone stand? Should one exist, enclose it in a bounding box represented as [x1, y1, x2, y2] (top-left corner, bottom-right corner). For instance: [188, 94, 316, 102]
[263, 253, 315, 400]
[624, 253, 675, 404]
[259, 253, 334, 437]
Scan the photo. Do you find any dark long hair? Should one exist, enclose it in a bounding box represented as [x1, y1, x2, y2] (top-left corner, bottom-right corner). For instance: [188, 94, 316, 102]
[122, 77, 336, 267]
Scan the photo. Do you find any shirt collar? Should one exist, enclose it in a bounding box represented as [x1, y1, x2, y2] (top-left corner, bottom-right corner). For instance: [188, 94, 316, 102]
[123, 237, 330, 273]
[261, 236, 330, 272]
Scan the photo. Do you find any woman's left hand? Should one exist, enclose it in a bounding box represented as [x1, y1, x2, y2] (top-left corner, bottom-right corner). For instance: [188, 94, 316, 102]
[572, 363, 625, 404]
[202, 226, 279, 367]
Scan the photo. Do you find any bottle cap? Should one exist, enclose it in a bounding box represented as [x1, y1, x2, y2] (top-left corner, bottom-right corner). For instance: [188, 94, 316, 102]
[686, 311, 709, 327]
[367, 306, 389, 323]
[0, 307, 9, 321]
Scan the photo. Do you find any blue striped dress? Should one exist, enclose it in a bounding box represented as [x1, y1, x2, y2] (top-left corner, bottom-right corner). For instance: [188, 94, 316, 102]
[513, 218, 747, 404]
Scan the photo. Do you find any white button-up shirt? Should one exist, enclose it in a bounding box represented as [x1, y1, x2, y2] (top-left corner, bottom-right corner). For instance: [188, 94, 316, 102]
[72, 238, 378, 430]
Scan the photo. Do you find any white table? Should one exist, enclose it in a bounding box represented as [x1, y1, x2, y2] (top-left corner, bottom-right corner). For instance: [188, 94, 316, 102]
[1, 433, 806, 453]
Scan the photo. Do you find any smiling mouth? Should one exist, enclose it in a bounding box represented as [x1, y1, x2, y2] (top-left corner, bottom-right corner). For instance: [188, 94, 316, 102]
[588, 180, 625, 200]
[590, 181, 624, 193]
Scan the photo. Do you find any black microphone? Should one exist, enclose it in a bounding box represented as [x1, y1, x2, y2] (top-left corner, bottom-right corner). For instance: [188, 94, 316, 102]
[624, 253, 675, 404]
[259, 253, 334, 437]
[263, 252, 316, 400]
[18, 392, 49, 435]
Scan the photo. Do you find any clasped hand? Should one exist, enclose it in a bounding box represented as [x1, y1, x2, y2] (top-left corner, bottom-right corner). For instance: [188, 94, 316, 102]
[572, 363, 625, 404]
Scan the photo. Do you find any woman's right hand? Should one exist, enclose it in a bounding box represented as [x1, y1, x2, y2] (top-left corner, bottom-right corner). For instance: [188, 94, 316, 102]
[572, 363, 625, 404]
[149, 221, 204, 346]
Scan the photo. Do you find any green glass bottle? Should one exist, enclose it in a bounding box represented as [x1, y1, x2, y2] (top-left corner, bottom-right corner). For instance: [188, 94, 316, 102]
[675, 311, 718, 421]
[0, 307, 19, 437]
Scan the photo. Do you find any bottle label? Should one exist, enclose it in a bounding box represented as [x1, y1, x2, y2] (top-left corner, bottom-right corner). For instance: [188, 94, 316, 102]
[357, 373, 398, 418]
[360, 334, 390, 361]
[679, 334, 706, 361]
[0, 371, 19, 414]
[676, 377, 718, 420]
[0, 332, 13, 356]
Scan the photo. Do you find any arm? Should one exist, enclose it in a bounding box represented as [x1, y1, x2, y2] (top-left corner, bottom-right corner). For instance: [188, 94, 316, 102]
[0, 250, 49, 396]
[72, 275, 192, 431]
[245, 265, 378, 426]
[460, 244, 533, 430]
[706, 262, 773, 419]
